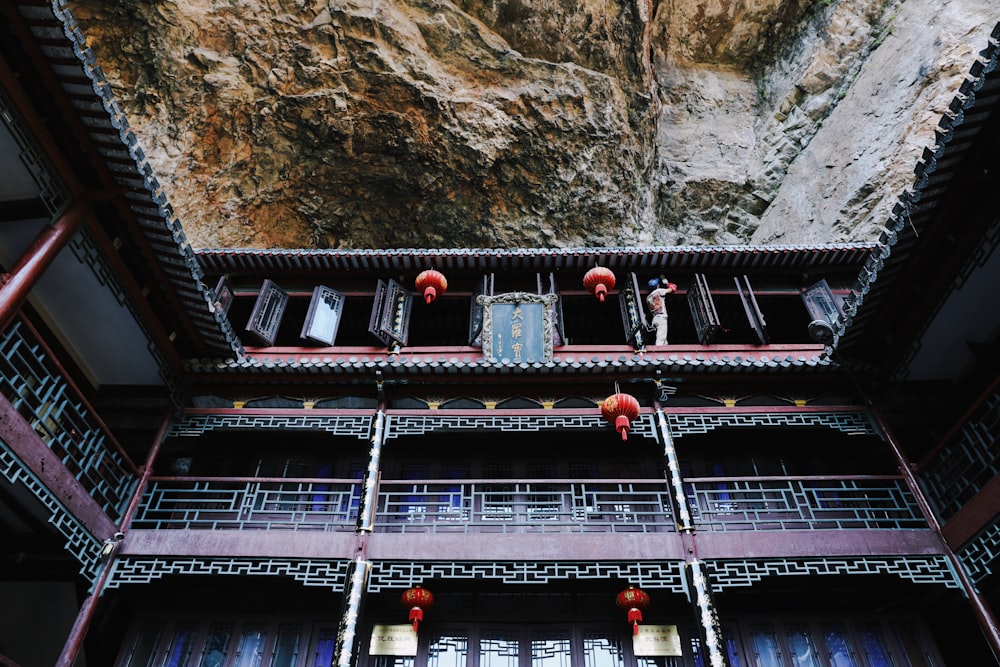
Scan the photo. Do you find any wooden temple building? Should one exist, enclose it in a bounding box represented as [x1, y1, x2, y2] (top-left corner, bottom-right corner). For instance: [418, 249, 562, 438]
[2, 2, 1000, 666]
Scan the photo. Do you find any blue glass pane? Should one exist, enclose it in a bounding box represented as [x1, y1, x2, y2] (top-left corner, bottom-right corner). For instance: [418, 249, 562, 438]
[823, 628, 859, 667]
[724, 628, 742, 667]
[162, 624, 198, 667]
[784, 628, 821, 667]
[313, 629, 337, 667]
[749, 627, 781, 667]
[857, 626, 893, 667]
[234, 627, 267, 667]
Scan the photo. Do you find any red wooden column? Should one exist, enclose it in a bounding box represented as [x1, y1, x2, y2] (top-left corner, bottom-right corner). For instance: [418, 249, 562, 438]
[0, 197, 90, 332]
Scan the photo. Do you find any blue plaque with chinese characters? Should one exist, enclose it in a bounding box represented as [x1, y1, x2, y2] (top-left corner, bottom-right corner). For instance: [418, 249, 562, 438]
[478, 292, 557, 363]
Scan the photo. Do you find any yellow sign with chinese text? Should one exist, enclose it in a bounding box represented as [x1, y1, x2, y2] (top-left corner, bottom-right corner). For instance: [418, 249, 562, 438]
[370, 624, 418, 656]
[633, 625, 683, 656]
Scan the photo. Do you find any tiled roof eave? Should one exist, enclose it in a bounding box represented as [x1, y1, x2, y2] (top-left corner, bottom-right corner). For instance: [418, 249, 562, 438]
[195, 244, 877, 275]
[833, 22, 1000, 352]
[39, 1, 244, 357]
[184, 350, 836, 376]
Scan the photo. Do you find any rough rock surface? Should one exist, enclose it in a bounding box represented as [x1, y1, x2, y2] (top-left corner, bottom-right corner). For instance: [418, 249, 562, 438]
[67, 0, 998, 248]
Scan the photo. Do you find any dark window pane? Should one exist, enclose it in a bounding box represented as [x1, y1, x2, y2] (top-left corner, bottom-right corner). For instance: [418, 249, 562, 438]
[199, 624, 233, 667]
[270, 625, 302, 667]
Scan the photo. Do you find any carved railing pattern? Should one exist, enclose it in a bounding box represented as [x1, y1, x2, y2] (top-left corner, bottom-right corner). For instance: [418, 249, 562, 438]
[956, 518, 1000, 583]
[167, 413, 373, 438]
[105, 556, 352, 590]
[132, 477, 361, 531]
[920, 391, 1000, 521]
[128, 475, 927, 536]
[384, 413, 657, 440]
[374, 479, 675, 534]
[0, 439, 102, 582]
[368, 560, 688, 592]
[0, 322, 138, 520]
[705, 555, 960, 590]
[685, 476, 925, 531]
[666, 412, 877, 438]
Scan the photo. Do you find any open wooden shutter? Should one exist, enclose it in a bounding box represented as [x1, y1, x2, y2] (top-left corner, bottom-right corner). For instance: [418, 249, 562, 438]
[687, 273, 721, 345]
[800, 278, 843, 343]
[213, 275, 234, 315]
[617, 272, 648, 349]
[468, 273, 494, 346]
[245, 279, 288, 346]
[734, 275, 768, 345]
[300, 285, 346, 346]
[368, 278, 413, 346]
[538, 272, 566, 346]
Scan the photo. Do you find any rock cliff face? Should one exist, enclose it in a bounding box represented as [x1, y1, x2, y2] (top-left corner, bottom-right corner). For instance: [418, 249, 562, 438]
[68, 0, 997, 248]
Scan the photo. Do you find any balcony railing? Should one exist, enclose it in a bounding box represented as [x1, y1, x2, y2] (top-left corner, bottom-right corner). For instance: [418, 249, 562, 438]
[373, 479, 676, 534]
[132, 477, 361, 531]
[0, 320, 138, 520]
[920, 389, 1000, 521]
[685, 475, 926, 531]
[130, 475, 927, 535]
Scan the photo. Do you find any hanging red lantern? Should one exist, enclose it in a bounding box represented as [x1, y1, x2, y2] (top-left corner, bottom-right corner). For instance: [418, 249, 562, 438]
[401, 585, 434, 632]
[616, 585, 650, 636]
[583, 266, 616, 303]
[415, 269, 448, 304]
[601, 392, 640, 441]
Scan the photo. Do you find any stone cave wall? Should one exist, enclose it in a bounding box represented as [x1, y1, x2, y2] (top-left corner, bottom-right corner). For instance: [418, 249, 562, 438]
[66, 0, 998, 248]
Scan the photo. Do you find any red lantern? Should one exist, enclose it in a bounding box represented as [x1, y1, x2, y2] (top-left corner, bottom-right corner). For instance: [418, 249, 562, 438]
[601, 393, 640, 441]
[401, 585, 434, 632]
[415, 270, 448, 304]
[583, 266, 616, 303]
[616, 586, 650, 635]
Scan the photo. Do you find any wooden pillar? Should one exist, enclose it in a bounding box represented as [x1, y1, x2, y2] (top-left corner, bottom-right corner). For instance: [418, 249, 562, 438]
[356, 403, 386, 533]
[653, 397, 693, 531]
[0, 197, 90, 332]
[653, 386, 729, 666]
[685, 561, 729, 667]
[55, 411, 172, 667]
[333, 559, 372, 667]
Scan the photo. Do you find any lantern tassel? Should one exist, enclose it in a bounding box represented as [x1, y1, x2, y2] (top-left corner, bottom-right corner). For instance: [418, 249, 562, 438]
[409, 607, 423, 632]
[616, 415, 630, 441]
[423, 287, 436, 304]
[595, 285, 607, 302]
[628, 608, 642, 635]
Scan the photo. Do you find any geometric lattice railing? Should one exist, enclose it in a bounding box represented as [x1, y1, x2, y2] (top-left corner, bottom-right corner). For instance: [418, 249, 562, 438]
[374, 479, 676, 534]
[131, 477, 361, 531]
[0, 320, 138, 520]
[920, 390, 1000, 522]
[685, 476, 927, 531]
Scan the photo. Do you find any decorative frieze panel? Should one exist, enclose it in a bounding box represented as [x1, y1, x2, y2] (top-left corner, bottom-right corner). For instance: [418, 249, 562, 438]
[705, 556, 960, 590]
[168, 413, 374, 438]
[0, 440, 102, 583]
[384, 413, 657, 440]
[105, 556, 352, 591]
[368, 560, 688, 592]
[666, 411, 877, 438]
